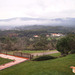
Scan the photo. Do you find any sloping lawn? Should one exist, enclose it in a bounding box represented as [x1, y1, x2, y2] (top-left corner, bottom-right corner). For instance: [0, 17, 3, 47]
[50, 53, 61, 57]
[0, 57, 12, 65]
[0, 54, 75, 75]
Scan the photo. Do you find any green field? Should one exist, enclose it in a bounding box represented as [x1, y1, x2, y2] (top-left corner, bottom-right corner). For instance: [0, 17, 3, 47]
[5, 50, 56, 55]
[0, 57, 12, 65]
[0, 54, 75, 75]
[20, 50, 56, 53]
[50, 53, 61, 57]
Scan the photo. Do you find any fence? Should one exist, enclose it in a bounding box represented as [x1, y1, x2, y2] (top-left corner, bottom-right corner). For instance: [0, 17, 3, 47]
[0, 50, 33, 60]
[13, 52, 33, 60]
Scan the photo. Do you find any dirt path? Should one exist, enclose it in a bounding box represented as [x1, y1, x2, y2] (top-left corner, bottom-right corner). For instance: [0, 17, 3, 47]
[31, 51, 59, 56]
[0, 54, 28, 70]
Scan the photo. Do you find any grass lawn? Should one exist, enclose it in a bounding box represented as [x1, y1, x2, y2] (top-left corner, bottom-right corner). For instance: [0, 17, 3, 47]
[6, 50, 57, 55]
[0, 57, 12, 65]
[0, 54, 75, 75]
[50, 53, 61, 57]
[20, 50, 57, 53]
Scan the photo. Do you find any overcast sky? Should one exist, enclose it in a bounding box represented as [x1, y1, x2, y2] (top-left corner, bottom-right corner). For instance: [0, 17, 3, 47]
[0, 0, 75, 26]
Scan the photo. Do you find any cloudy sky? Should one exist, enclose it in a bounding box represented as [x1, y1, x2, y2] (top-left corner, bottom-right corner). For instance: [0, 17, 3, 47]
[0, 0, 75, 26]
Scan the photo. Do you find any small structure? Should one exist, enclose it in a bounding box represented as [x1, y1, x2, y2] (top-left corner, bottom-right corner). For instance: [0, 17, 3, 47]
[46, 35, 50, 37]
[51, 33, 63, 37]
[34, 35, 39, 37]
[70, 66, 75, 73]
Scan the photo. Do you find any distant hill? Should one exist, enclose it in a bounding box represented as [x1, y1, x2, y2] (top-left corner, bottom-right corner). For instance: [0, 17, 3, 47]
[0, 25, 75, 37]
[0, 25, 75, 33]
[14, 25, 75, 34]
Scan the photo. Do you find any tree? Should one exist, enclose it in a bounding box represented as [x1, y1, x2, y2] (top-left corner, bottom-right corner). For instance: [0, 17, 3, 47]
[33, 34, 48, 50]
[3, 37, 14, 51]
[56, 34, 75, 56]
[13, 38, 27, 50]
[67, 34, 75, 54]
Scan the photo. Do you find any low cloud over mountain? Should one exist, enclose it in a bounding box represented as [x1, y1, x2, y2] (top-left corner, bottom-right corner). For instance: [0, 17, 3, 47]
[0, 17, 75, 27]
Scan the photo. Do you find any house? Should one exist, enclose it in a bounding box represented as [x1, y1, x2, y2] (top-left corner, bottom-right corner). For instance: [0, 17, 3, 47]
[46, 35, 50, 37]
[51, 33, 63, 37]
[33, 35, 39, 37]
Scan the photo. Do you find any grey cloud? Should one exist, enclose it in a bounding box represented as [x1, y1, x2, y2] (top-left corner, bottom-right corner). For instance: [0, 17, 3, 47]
[0, 0, 75, 26]
[0, 17, 75, 27]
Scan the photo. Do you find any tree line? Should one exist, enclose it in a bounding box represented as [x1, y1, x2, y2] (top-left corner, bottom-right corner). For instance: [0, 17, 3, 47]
[0, 34, 57, 51]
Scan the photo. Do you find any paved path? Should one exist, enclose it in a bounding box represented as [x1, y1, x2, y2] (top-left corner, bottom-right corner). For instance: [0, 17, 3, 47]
[0, 54, 28, 70]
[0, 51, 59, 70]
[31, 51, 59, 56]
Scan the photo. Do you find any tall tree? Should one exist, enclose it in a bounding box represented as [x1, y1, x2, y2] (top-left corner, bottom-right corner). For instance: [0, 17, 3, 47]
[56, 34, 75, 56]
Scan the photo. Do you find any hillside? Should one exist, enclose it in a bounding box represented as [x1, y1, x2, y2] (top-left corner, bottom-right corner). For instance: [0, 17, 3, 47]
[15, 25, 75, 32]
[0, 26, 75, 37]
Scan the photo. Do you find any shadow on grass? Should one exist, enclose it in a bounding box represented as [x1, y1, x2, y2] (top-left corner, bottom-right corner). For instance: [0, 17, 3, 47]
[32, 55, 57, 61]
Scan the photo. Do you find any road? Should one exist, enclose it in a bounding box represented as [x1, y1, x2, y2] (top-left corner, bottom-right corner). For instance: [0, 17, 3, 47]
[31, 51, 59, 56]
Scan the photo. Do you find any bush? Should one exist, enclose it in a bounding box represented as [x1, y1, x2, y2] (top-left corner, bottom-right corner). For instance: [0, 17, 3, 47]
[70, 50, 75, 54]
[32, 55, 56, 61]
[56, 34, 75, 56]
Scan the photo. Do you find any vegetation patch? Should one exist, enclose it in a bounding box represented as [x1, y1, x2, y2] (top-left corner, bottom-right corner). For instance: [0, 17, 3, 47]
[0, 54, 75, 75]
[0, 57, 12, 65]
[32, 55, 56, 61]
[56, 34, 75, 56]
[50, 53, 61, 57]
[5, 50, 56, 55]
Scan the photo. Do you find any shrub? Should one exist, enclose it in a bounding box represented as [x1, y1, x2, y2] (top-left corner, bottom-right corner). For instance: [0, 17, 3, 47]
[32, 55, 56, 61]
[56, 34, 75, 56]
[70, 50, 75, 54]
